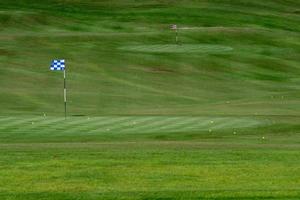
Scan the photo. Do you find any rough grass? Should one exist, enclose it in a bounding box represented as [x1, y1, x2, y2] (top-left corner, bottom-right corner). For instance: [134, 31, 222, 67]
[1, 0, 300, 199]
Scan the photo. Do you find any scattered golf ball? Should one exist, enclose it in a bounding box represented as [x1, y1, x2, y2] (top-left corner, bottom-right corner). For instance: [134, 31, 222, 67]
[262, 136, 265, 140]
[210, 121, 214, 124]
[209, 129, 212, 132]
[233, 131, 237, 135]
[106, 128, 110, 131]
[31, 122, 34, 125]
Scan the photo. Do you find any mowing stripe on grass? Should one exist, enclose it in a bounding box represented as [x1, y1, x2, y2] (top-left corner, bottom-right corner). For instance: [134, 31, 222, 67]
[141, 117, 186, 133]
[149, 117, 209, 133]
[66, 117, 124, 134]
[88, 117, 136, 134]
[0, 116, 266, 138]
[116, 116, 161, 134]
[151, 117, 212, 133]
[127, 117, 192, 134]
[62, 117, 108, 134]
[0, 117, 16, 123]
[20, 118, 70, 134]
[0, 117, 42, 131]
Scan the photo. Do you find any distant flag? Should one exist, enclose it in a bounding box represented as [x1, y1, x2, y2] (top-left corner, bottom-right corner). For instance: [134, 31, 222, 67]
[170, 24, 179, 44]
[170, 24, 177, 30]
[50, 59, 65, 71]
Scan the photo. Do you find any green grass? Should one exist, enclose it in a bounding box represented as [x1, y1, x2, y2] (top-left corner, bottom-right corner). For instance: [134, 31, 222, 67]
[0, 116, 265, 142]
[1, 142, 300, 200]
[118, 44, 233, 53]
[1, 0, 300, 199]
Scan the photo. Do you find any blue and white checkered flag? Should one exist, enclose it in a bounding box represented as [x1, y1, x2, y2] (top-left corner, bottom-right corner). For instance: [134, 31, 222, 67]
[50, 59, 65, 71]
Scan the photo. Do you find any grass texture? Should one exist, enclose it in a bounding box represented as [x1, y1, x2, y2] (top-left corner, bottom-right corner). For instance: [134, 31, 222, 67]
[0, 0, 300, 199]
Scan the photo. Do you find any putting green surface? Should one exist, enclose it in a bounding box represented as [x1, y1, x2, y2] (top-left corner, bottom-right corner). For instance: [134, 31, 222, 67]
[119, 44, 233, 53]
[0, 116, 265, 142]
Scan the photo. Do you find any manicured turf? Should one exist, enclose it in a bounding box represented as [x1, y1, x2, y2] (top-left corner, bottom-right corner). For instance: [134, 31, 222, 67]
[0, 116, 265, 143]
[118, 44, 233, 53]
[1, 0, 300, 199]
[1, 141, 300, 200]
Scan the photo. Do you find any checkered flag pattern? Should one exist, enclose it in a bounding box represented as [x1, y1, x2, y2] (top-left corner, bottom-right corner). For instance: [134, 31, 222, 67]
[50, 60, 65, 71]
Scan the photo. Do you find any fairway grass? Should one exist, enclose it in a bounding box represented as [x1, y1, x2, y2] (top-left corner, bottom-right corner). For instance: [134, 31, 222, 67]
[1, 116, 300, 199]
[1, 141, 300, 200]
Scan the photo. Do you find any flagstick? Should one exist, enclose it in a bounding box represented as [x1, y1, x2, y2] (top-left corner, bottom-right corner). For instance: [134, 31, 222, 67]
[63, 69, 67, 119]
[175, 28, 178, 44]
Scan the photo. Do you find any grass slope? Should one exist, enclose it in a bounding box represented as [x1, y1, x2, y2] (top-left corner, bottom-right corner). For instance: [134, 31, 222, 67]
[0, 0, 300, 199]
[0, 0, 300, 116]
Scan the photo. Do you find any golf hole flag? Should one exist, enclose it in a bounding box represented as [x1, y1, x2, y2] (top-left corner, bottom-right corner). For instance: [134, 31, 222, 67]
[50, 59, 67, 119]
[170, 24, 177, 30]
[50, 59, 65, 71]
[170, 24, 178, 44]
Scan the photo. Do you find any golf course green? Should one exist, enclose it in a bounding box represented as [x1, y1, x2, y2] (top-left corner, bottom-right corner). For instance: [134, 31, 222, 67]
[0, 0, 300, 199]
